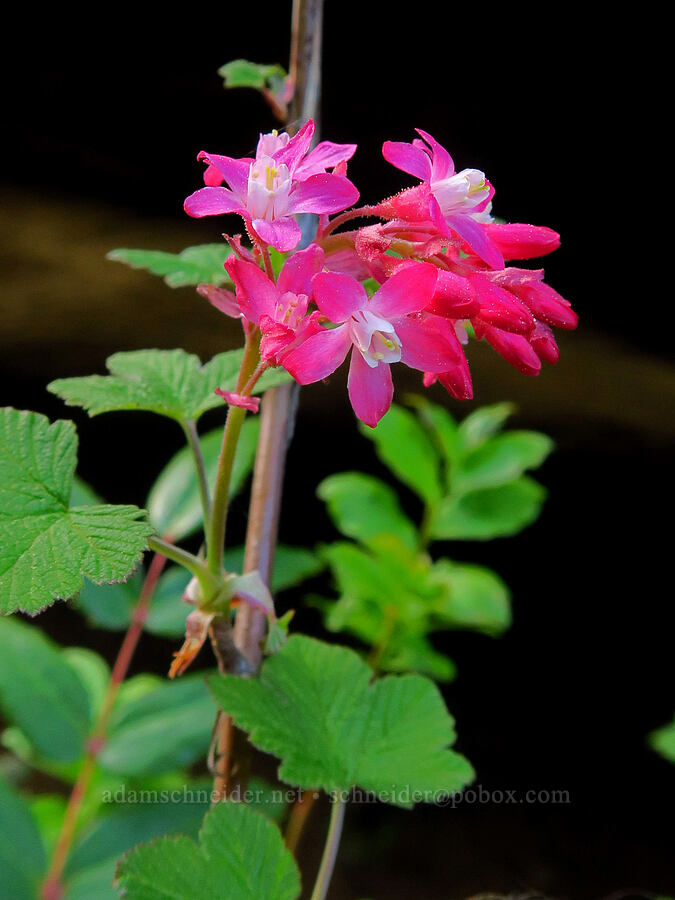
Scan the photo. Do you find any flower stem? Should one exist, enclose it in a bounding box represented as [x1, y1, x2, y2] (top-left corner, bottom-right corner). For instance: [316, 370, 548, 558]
[309, 796, 347, 900]
[147, 535, 214, 591]
[320, 205, 375, 237]
[206, 332, 261, 575]
[41, 551, 167, 900]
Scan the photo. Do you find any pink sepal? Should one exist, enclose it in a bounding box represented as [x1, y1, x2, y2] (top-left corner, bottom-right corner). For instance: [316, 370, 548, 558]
[215, 388, 261, 413]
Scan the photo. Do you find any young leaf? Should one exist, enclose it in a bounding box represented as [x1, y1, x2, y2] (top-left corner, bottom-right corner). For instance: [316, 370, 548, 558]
[458, 402, 515, 449]
[318, 472, 418, 550]
[107, 244, 233, 288]
[147, 420, 260, 541]
[359, 404, 442, 505]
[407, 397, 463, 472]
[0, 617, 91, 762]
[209, 635, 474, 807]
[384, 633, 457, 682]
[0, 776, 47, 900]
[115, 801, 301, 900]
[100, 674, 215, 777]
[49, 349, 290, 425]
[218, 59, 287, 90]
[453, 430, 553, 494]
[428, 560, 511, 634]
[431, 477, 547, 540]
[0, 409, 153, 615]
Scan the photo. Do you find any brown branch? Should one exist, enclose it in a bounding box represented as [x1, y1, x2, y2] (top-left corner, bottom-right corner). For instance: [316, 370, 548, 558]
[210, 0, 325, 803]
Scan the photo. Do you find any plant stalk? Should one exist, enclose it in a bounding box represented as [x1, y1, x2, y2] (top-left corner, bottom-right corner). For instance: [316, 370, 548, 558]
[310, 796, 346, 900]
[41, 551, 167, 900]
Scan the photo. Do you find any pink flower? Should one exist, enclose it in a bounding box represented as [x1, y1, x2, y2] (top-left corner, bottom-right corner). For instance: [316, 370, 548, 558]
[184, 121, 359, 252]
[381, 129, 504, 269]
[224, 243, 325, 365]
[282, 264, 461, 427]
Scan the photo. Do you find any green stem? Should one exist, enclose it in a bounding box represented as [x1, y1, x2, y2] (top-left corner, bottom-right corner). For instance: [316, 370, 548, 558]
[147, 535, 216, 595]
[310, 796, 346, 900]
[206, 333, 261, 575]
[181, 419, 212, 534]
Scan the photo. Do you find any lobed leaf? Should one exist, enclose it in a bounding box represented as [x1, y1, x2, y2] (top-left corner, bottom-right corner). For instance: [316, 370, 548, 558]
[209, 635, 474, 806]
[107, 244, 233, 288]
[0, 409, 153, 615]
[115, 801, 301, 900]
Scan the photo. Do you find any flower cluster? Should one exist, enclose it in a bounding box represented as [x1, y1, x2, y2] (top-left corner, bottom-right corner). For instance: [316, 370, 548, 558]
[186, 122, 577, 426]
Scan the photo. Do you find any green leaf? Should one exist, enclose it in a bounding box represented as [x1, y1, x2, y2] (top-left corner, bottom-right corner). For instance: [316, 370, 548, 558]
[360, 404, 442, 504]
[0, 617, 92, 762]
[318, 472, 418, 550]
[107, 245, 233, 288]
[319, 538, 455, 680]
[49, 349, 238, 424]
[431, 477, 547, 540]
[458, 402, 515, 449]
[429, 560, 511, 634]
[49, 350, 291, 426]
[219, 59, 287, 91]
[224, 545, 323, 593]
[0, 409, 152, 614]
[0, 776, 47, 900]
[649, 717, 675, 764]
[29, 794, 67, 859]
[147, 421, 259, 541]
[209, 635, 474, 807]
[100, 674, 215, 776]
[144, 567, 191, 638]
[454, 431, 553, 493]
[115, 801, 301, 900]
[76, 572, 143, 631]
[384, 633, 457, 682]
[407, 397, 463, 472]
[62, 647, 111, 721]
[66, 790, 210, 881]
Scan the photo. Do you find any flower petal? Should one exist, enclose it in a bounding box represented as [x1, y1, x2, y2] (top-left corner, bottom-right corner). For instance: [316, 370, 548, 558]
[382, 140, 432, 181]
[252, 217, 302, 252]
[480, 325, 542, 376]
[294, 141, 358, 178]
[197, 152, 251, 203]
[347, 352, 394, 428]
[215, 388, 260, 413]
[274, 119, 315, 172]
[416, 128, 454, 180]
[470, 274, 535, 335]
[485, 223, 560, 260]
[437, 357, 474, 401]
[184, 187, 243, 218]
[445, 214, 505, 270]
[224, 257, 278, 324]
[370, 262, 438, 318]
[312, 272, 367, 322]
[277, 243, 325, 296]
[282, 325, 352, 384]
[286, 173, 359, 216]
[427, 269, 479, 318]
[394, 314, 463, 373]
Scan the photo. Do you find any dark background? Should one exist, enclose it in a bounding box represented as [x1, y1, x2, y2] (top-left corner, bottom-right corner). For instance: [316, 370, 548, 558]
[2, 3, 672, 898]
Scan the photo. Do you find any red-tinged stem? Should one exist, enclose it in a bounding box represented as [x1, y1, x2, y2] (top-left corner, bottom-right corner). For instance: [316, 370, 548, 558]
[285, 789, 318, 854]
[319, 205, 375, 238]
[41, 551, 167, 900]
